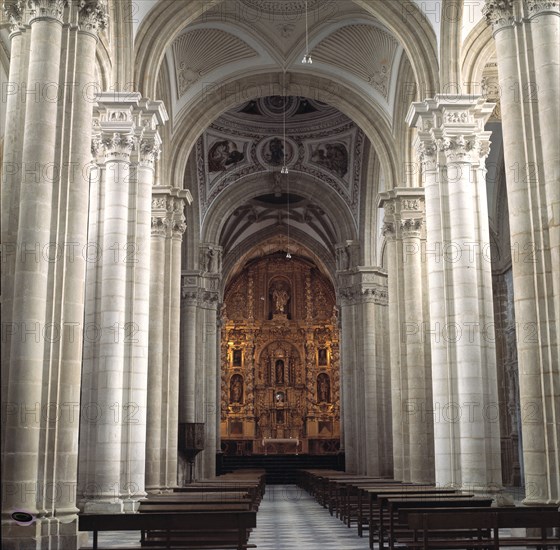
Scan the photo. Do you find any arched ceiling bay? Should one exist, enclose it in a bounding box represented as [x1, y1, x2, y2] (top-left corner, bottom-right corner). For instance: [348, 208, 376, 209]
[157, 1, 405, 127]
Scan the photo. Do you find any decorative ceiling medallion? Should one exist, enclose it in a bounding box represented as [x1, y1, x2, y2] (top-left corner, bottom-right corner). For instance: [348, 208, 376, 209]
[257, 136, 297, 168]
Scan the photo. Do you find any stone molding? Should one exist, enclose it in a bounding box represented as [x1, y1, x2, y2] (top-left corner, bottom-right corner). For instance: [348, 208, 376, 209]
[28, 0, 67, 22]
[78, 0, 108, 34]
[483, 0, 515, 33]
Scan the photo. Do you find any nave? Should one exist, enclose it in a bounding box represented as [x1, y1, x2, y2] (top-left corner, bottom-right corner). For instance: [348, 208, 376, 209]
[79, 479, 555, 550]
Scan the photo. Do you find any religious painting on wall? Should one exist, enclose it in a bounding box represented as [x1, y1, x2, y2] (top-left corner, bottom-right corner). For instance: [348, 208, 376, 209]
[207, 139, 245, 172]
[318, 347, 328, 365]
[260, 136, 295, 167]
[310, 142, 349, 178]
[232, 349, 242, 367]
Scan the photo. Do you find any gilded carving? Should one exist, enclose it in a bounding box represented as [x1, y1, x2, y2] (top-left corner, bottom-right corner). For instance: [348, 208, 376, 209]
[220, 255, 340, 453]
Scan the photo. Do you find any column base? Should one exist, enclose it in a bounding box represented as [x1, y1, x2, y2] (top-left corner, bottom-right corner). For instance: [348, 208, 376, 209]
[1, 516, 78, 550]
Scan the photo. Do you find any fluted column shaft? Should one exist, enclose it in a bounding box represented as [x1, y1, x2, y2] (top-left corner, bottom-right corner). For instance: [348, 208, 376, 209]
[147, 189, 188, 492]
[4, 0, 64, 520]
[379, 189, 435, 483]
[0, 14, 28, 412]
[53, 10, 106, 522]
[484, 0, 560, 504]
[339, 267, 389, 475]
[408, 95, 502, 491]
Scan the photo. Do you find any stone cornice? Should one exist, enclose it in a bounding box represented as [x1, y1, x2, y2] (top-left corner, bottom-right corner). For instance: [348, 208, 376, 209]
[483, 0, 515, 33]
[78, 0, 108, 35]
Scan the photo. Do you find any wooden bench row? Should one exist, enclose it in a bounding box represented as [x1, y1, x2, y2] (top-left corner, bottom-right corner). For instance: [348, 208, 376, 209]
[297, 469, 560, 550]
[79, 470, 266, 550]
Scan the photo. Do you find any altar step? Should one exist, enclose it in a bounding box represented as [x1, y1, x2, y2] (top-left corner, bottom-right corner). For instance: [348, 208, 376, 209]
[217, 454, 344, 484]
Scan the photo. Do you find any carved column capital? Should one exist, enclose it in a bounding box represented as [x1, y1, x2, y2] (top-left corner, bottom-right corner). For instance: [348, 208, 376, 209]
[151, 216, 170, 237]
[171, 198, 187, 239]
[151, 190, 189, 240]
[3, 0, 24, 32]
[483, 0, 515, 33]
[28, 0, 67, 22]
[339, 284, 388, 307]
[526, 0, 559, 17]
[101, 132, 136, 162]
[382, 221, 396, 239]
[400, 218, 423, 239]
[78, 0, 108, 35]
[437, 135, 477, 163]
[139, 138, 161, 168]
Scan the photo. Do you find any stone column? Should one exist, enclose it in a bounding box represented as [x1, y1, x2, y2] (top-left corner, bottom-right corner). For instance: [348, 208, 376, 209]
[528, 0, 560, 323]
[121, 101, 166, 509]
[1, 3, 28, 408]
[201, 282, 220, 480]
[179, 253, 221, 482]
[408, 96, 502, 491]
[484, 0, 560, 504]
[180, 276, 199, 426]
[339, 265, 390, 476]
[3, 0, 66, 538]
[146, 188, 189, 492]
[52, 2, 108, 530]
[86, 109, 137, 514]
[379, 190, 435, 483]
[79, 93, 168, 512]
[146, 203, 167, 492]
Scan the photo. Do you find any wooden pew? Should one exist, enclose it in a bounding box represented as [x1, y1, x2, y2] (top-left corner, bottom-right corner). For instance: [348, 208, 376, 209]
[78, 510, 257, 550]
[399, 506, 560, 549]
[362, 487, 459, 549]
[380, 496, 493, 550]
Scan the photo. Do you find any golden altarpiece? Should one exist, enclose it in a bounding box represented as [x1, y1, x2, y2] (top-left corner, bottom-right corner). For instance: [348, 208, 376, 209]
[220, 255, 340, 455]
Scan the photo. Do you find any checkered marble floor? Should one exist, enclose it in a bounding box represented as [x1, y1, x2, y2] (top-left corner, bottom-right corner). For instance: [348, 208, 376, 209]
[248, 484, 369, 549]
